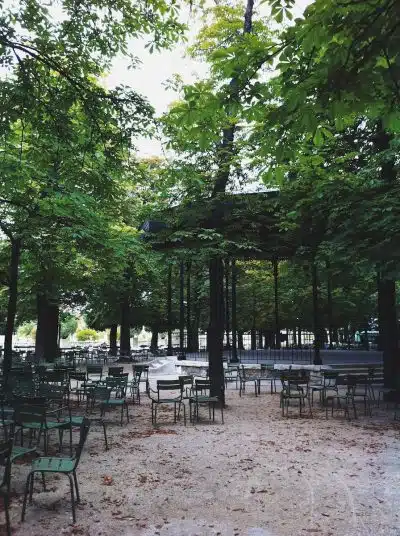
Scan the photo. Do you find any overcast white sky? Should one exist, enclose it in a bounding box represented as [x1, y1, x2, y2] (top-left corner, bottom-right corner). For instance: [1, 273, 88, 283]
[105, 0, 312, 157]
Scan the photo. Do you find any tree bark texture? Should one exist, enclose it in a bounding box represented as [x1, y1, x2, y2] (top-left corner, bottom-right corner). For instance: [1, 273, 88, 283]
[179, 261, 185, 357]
[273, 260, 281, 349]
[3, 238, 21, 382]
[120, 298, 131, 356]
[311, 262, 323, 365]
[35, 292, 59, 362]
[109, 324, 118, 355]
[167, 264, 173, 354]
[208, 258, 225, 402]
[231, 259, 239, 362]
[378, 276, 398, 388]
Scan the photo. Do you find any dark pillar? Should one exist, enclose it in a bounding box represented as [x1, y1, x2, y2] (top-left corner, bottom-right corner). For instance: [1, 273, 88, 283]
[179, 261, 185, 359]
[186, 261, 192, 352]
[273, 260, 281, 349]
[109, 324, 118, 355]
[378, 273, 398, 388]
[311, 262, 323, 365]
[231, 259, 239, 362]
[3, 238, 21, 382]
[35, 293, 59, 362]
[327, 262, 334, 349]
[225, 258, 231, 349]
[208, 257, 225, 402]
[167, 264, 173, 355]
[120, 298, 131, 356]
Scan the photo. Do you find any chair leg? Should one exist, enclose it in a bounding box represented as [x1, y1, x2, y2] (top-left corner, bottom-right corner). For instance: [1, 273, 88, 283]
[125, 402, 129, 423]
[21, 472, 32, 521]
[4, 493, 10, 536]
[41, 472, 46, 491]
[67, 473, 76, 523]
[29, 472, 34, 504]
[73, 471, 80, 503]
[102, 420, 108, 450]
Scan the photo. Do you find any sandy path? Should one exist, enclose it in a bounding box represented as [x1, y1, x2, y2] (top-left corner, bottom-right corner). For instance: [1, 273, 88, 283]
[5, 384, 400, 536]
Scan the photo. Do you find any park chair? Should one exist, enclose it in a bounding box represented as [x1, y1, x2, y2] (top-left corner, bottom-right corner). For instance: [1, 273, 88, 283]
[0, 440, 13, 536]
[93, 384, 129, 426]
[257, 364, 278, 394]
[68, 372, 87, 405]
[21, 418, 91, 524]
[147, 379, 186, 426]
[326, 375, 357, 420]
[13, 401, 68, 455]
[107, 366, 124, 377]
[280, 372, 312, 418]
[238, 366, 258, 397]
[347, 374, 372, 417]
[86, 364, 103, 382]
[128, 371, 142, 405]
[224, 366, 238, 390]
[188, 379, 224, 424]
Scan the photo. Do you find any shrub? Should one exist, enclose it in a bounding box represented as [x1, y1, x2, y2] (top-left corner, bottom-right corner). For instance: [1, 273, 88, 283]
[76, 328, 98, 341]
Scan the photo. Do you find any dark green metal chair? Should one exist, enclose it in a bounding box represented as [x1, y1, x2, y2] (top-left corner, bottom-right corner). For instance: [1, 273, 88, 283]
[147, 379, 186, 426]
[0, 440, 13, 536]
[189, 379, 224, 424]
[21, 418, 91, 524]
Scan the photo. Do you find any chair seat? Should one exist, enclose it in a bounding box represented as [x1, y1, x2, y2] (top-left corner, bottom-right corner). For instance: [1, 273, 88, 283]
[190, 396, 219, 403]
[154, 398, 181, 404]
[11, 446, 37, 461]
[102, 399, 126, 406]
[32, 456, 75, 473]
[63, 416, 84, 426]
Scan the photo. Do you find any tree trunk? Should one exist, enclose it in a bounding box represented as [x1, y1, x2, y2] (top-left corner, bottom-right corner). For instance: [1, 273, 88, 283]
[378, 276, 398, 388]
[298, 327, 302, 347]
[231, 259, 239, 362]
[186, 261, 194, 352]
[273, 260, 281, 349]
[292, 328, 297, 347]
[208, 258, 225, 402]
[179, 261, 185, 357]
[238, 330, 245, 350]
[327, 262, 334, 349]
[35, 292, 59, 362]
[109, 324, 118, 355]
[208, 0, 255, 401]
[3, 238, 21, 383]
[167, 264, 173, 355]
[250, 327, 257, 350]
[258, 330, 263, 349]
[311, 262, 323, 365]
[225, 259, 231, 348]
[120, 298, 131, 356]
[150, 328, 159, 353]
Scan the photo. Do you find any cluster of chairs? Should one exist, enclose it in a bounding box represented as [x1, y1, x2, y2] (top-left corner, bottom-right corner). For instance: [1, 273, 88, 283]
[146, 376, 224, 426]
[0, 361, 150, 533]
[229, 364, 389, 420]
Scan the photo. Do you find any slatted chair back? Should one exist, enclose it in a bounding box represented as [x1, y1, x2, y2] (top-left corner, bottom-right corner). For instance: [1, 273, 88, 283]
[86, 365, 103, 382]
[41, 370, 67, 386]
[133, 364, 149, 381]
[69, 372, 86, 387]
[192, 379, 211, 397]
[156, 380, 183, 402]
[39, 384, 68, 407]
[91, 386, 111, 405]
[13, 402, 47, 429]
[323, 371, 339, 389]
[108, 366, 124, 377]
[105, 376, 128, 397]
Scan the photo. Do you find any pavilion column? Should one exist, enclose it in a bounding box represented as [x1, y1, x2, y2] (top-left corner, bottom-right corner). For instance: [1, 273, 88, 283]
[311, 262, 323, 365]
[179, 260, 185, 359]
[167, 264, 173, 355]
[273, 259, 281, 349]
[231, 259, 239, 363]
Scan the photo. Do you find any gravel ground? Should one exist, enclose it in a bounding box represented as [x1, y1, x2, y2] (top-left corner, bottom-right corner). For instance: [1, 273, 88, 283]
[4, 381, 400, 536]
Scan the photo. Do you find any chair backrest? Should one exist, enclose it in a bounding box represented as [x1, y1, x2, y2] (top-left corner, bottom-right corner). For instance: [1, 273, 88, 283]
[108, 366, 124, 376]
[92, 386, 111, 403]
[179, 375, 194, 387]
[323, 371, 338, 388]
[74, 418, 91, 464]
[86, 365, 103, 380]
[41, 370, 66, 385]
[39, 384, 68, 406]
[69, 372, 86, 384]
[13, 402, 47, 427]
[193, 379, 211, 396]
[156, 380, 183, 401]
[133, 365, 149, 380]
[0, 440, 13, 490]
